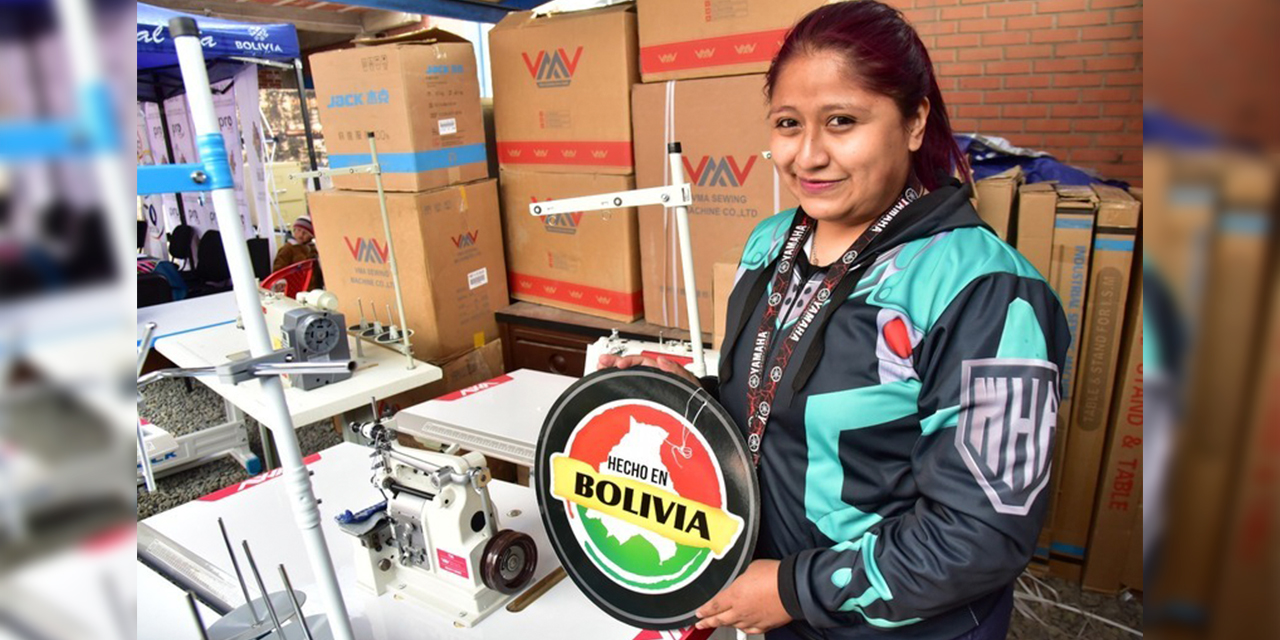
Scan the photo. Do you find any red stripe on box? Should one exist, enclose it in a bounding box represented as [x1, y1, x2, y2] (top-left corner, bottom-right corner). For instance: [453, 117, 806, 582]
[497, 141, 633, 168]
[509, 272, 643, 316]
[640, 29, 789, 74]
[199, 453, 323, 501]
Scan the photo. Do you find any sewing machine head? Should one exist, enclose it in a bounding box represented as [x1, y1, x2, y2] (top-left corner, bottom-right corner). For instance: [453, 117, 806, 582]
[337, 415, 537, 628]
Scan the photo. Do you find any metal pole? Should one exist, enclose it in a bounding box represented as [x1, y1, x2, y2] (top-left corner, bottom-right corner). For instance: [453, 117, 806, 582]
[184, 592, 212, 640]
[293, 59, 321, 192]
[170, 19, 355, 640]
[367, 133, 415, 370]
[217, 518, 261, 623]
[665, 142, 707, 377]
[278, 565, 316, 640]
[241, 542, 287, 640]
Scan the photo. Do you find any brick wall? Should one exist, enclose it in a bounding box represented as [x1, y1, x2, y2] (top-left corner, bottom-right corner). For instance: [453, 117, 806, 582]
[258, 67, 292, 90]
[889, 0, 1143, 186]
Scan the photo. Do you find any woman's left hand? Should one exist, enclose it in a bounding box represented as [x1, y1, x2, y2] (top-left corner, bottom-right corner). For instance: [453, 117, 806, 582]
[694, 559, 793, 634]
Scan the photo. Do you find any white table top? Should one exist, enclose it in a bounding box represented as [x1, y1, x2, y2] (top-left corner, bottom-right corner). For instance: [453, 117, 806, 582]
[138, 291, 239, 344]
[137, 442, 650, 640]
[153, 322, 442, 428]
[395, 370, 577, 468]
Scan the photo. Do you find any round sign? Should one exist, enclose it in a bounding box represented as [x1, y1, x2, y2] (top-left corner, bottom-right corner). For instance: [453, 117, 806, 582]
[535, 367, 759, 630]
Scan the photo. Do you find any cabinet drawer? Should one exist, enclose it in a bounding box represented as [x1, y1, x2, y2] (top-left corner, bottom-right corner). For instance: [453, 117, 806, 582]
[502, 324, 591, 377]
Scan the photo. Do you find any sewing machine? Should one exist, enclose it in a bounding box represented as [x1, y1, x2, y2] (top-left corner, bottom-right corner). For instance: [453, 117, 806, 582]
[583, 330, 720, 376]
[337, 413, 537, 628]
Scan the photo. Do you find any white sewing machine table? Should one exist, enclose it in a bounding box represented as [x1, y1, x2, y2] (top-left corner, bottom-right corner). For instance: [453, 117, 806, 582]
[151, 322, 441, 471]
[137, 442, 659, 640]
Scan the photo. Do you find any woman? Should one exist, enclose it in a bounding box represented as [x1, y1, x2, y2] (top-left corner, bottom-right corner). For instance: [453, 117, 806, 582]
[601, 3, 1069, 639]
[273, 215, 324, 288]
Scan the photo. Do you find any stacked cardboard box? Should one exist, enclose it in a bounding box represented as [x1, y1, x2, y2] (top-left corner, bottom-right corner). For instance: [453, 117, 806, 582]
[490, 5, 645, 322]
[636, 0, 825, 82]
[1026, 183, 1097, 572]
[1150, 158, 1274, 616]
[973, 166, 1023, 241]
[1049, 185, 1141, 581]
[1081, 272, 1143, 593]
[308, 36, 509, 365]
[631, 0, 818, 332]
[632, 75, 799, 330]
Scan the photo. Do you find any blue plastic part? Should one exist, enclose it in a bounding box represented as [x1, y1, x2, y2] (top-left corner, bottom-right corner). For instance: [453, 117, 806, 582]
[328, 143, 487, 173]
[245, 456, 262, 475]
[196, 133, 235, 190]
[335, 500, 388, 525]
[137, 163, 215, 195]
[79, 81, 121, 154]
[0, 121, 82, 160]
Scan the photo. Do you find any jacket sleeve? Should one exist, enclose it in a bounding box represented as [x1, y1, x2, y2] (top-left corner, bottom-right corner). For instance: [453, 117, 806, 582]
[272, 243, 298, 272]
[781, 272, 1070, 629]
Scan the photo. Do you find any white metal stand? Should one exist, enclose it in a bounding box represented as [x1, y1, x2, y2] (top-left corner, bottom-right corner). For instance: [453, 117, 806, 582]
[290, 135, 415, 370]
[529, 142, 708, 376]
[170, 19, 356, 640]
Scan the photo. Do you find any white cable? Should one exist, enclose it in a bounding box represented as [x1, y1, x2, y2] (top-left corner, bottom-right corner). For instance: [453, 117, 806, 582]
[1013, 583, 1141, 637]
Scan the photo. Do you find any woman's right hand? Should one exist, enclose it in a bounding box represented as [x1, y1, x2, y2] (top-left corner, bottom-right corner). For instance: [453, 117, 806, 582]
[597, 353, 702, 386]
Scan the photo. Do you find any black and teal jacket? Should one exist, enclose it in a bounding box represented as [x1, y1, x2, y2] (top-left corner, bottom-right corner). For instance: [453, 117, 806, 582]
[709, 182, 1070, 639]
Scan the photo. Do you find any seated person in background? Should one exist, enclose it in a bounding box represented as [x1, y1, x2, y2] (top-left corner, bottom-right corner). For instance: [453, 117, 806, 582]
[273, 215, 323, 288]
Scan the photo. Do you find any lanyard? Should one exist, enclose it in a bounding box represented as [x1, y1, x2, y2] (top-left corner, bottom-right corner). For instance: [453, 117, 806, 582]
[743, 187, 919, 467]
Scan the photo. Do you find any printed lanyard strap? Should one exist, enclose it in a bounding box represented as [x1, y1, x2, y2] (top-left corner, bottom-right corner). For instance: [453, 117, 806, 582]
[743, 187, 919, 467]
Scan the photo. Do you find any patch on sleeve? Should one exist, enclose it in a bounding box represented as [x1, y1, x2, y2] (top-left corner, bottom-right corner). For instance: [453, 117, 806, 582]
[955, 358, 1058, 516]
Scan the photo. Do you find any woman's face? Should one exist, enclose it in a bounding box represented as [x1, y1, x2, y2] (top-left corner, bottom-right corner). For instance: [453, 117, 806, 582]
[768, 51, 928, 227]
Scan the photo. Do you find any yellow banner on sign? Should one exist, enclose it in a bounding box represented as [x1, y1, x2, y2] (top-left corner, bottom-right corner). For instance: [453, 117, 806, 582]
[550, 455, 743, 556]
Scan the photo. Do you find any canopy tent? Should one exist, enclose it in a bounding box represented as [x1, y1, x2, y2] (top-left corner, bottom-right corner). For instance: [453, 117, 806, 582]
[137, 2, 301, 103]
[137, 2, 317, 256]
[323, 0, 550, 23]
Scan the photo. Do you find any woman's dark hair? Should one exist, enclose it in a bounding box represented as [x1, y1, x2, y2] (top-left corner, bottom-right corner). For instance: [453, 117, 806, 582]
[764, 1, 969, 189]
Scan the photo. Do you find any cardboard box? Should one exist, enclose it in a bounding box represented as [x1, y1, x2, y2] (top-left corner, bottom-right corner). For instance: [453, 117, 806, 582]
[310, 35, 487, 192]
[1015, 183, 1056, 279]
[308, 179, 508, 361]
[632, 74, 798, 331]
[1049, 184, 1140, 580]
[1154, 157, 1274, 616]
[1038, 187, 1097, 571]
[378, 339, 507, 418]
[636, 0, 825, 82]
[973, 166, 1023, 241]
[1081, 275, 1143, 594]
[498, 169, 643, 321]
[1210, 238, 1280, 636]
[712, 260, 738, 350]
[490, 4, 638, 175]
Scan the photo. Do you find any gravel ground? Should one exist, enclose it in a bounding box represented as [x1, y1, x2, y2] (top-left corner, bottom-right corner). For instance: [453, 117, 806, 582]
[136, 378, 342, 519]
[136, 378, 1142, 637]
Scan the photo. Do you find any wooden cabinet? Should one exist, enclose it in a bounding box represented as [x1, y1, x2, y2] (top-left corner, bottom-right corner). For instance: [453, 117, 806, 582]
[495, 302, 712, 377]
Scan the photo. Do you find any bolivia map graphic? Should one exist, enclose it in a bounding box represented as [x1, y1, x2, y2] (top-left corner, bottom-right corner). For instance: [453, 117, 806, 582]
[551, 400, 744, 594]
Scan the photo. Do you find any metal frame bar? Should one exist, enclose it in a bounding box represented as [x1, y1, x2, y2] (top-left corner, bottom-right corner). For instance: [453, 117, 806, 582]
[158, 17, 356, 640]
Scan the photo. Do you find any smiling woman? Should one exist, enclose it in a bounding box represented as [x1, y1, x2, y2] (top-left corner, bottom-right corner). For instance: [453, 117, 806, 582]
[620, 2, 1074, 640]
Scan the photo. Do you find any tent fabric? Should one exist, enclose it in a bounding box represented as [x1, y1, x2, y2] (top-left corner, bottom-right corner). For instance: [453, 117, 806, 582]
[137, 2, 300, 102]
[328, 1, 550, 24]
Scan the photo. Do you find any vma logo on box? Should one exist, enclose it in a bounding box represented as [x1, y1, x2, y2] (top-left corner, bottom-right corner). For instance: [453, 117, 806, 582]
[344, 237, 388, 264]
[683, 155, 757, 188]
[522, 46, 584, 88]
[452, 230, 480, 249]
[532, 197, 584, 235]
